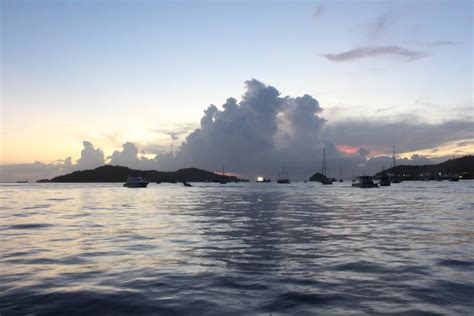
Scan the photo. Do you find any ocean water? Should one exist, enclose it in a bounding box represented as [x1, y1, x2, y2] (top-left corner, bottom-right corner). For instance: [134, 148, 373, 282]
[1, 181, 473, 315]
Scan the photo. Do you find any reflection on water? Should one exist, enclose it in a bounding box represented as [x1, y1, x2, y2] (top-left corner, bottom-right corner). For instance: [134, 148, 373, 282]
[1, 182, 473, 315]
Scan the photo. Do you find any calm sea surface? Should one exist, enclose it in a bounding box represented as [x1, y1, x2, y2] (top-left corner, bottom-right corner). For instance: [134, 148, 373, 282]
[1, 181, 473, 315]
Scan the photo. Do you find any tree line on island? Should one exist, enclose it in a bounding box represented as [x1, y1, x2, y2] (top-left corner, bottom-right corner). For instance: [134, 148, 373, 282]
[37, 155, 473, 183]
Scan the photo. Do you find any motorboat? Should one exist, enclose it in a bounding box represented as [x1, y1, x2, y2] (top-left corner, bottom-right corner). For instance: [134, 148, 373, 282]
[124, 176, 149, 188]
[352, 176, 378, 188]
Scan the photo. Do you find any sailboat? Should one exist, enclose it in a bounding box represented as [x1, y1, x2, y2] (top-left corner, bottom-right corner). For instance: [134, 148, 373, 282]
[219, 164, 227, 184]
[277, 162, 290, 184]
[321, 148, 333, 185]
[391, 146, 401, 183]
[338, 165, 343, 183]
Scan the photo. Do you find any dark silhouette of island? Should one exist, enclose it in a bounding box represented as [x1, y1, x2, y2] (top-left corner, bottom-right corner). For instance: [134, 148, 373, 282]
[42, 165, 244, 183]
[375, 155, 474, 180]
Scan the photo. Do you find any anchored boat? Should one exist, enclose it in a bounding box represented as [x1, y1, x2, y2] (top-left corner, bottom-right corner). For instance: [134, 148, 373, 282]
[124, 176, 149, 188]
[352, 176, 378, 188]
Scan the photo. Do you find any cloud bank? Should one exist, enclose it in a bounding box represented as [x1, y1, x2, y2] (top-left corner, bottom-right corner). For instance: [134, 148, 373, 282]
[323, 119, 473, 153]
[1, 79, 471, 182]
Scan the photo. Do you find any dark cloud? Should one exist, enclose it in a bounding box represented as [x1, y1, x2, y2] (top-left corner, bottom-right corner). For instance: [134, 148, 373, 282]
[321, 45, 429, 62]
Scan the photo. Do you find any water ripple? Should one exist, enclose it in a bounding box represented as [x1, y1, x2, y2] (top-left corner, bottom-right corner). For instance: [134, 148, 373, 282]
[0, 182, 473, 315]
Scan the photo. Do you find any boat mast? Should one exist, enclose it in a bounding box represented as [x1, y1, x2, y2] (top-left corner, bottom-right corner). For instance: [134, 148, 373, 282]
[322, 148, 327, 177]
[392, 146, 396, 169]
[452, 155, 456, 175]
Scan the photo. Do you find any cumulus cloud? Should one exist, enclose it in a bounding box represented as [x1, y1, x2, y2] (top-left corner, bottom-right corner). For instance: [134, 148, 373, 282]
[0, 141, 106, 182]
[0, 140, 160, 182]
[157, 79, 329, 178]
[321, 45, 429, 62]
[76, 141, 105, 170]
[109, 142, 157, 170]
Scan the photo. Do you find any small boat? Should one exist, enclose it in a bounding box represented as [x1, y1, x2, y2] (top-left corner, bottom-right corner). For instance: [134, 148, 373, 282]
[182, 181, 192, 187]
[352, 176, 378, 188]
[124, 176, 149, 188]
[16, 180, 28, 183]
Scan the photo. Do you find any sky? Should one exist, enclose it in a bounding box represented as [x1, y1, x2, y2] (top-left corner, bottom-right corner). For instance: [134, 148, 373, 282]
[1, 0, 473, 181]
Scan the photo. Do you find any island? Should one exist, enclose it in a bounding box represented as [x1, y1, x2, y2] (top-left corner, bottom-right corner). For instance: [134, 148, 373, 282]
[40, 165, 246, 183]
